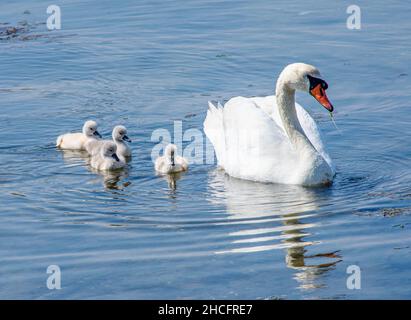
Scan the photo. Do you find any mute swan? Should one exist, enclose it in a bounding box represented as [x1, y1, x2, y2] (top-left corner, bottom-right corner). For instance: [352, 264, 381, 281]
[155, 144, 188, 174]
[204, 63, 336, 186]
[56, 120, 102, 150]
[86, 125, 132, 162]
[90, 141, 125, 171]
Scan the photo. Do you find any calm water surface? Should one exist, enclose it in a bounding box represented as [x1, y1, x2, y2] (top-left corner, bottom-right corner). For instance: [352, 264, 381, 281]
[1, 0, 411, 299]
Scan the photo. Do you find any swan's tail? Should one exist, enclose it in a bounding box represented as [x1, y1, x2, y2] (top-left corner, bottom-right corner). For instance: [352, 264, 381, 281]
[56, 135, 63, 147]
[204, 101, 225, 167]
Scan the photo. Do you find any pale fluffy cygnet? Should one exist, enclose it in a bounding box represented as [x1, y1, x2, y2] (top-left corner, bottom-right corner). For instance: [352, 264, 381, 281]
[56, 120, 102, 150]
[112, 125, 132, 161]
[90, 141, 125, 171]
[155, 144, 188, 174]
[86, 125, 132, 162]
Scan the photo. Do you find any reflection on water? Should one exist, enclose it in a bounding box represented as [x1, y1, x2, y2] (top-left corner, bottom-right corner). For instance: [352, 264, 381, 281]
[282, 213, 342, 290]
[208, 169, 341, 290]
[59, 149, 90, 166]
[2, 0, 411, 300]
[158, 171, 186, 191]
[91, 167, 130, 190]
[59, 148, 130, 190]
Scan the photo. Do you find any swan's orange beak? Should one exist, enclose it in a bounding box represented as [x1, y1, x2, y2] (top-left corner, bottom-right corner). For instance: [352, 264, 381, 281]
[310, 84, 333, 112]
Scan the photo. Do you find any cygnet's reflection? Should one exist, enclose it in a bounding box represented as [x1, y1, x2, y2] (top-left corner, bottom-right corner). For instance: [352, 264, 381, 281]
[89, 166, 130, 190]
[158, 171, 185, 192]
[59, 149, 130, 190]
[59, 149, 90, 165]
[208, 169, 341, 290]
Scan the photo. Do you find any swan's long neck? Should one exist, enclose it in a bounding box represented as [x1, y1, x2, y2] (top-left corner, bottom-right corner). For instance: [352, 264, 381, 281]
[275, 81, 316, 155]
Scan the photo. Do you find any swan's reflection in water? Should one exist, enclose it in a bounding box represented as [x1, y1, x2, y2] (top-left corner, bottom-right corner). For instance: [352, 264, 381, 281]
[89, 167, 130, 190]
[208, 169, 341, 291]
[157, 172, 186, 192]
[282, 212, 342, 290]
[59, 149, 90, 165]
[166, 172, 184, 191]
[59, 149, 130, 190]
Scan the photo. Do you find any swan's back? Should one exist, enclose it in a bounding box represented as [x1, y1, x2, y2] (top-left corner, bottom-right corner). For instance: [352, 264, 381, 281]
[56, 132, 87, 150]
[204, 102, 226, 166]
[204, 96, 334, 185]
[250, 95, 334, 171]
[85, 139, 104, 156]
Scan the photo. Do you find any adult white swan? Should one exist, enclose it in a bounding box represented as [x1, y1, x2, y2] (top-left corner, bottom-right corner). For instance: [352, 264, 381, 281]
[204, 63, 336, 186]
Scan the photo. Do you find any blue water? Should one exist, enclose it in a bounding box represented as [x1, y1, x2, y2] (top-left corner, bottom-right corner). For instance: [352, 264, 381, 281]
[1, 0, 411, 299]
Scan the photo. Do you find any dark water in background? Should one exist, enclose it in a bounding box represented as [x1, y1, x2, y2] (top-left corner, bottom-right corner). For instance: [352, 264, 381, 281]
[1, 0, 411, 299]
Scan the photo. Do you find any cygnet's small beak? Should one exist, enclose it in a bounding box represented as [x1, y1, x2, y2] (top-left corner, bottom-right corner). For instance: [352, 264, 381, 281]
[123, 135, 131, 143]
[94, 130, 102, 138]
[112, 153, 120, 162]
[171, 153, 175, 167]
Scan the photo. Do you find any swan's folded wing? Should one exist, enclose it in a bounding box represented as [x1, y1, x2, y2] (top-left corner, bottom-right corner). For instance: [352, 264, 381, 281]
[204, 102, 226, 166]
[250, 95, 334, 172]
[250, 95, 286, 132]
[249, 96, 276, 118]
[294, 103, 334, 172]
[222, 96, 299, 182]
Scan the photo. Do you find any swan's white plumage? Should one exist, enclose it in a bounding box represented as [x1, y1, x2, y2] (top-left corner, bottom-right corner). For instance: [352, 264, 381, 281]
[204, 63, 335, 186]
[113, 125, 132, 161]
[85, 139, 102, 156]
[90, 141, 125, 171]
[249, 95, 334, 170]
[56, 120, 101, 150]
[204, 102, 226, 166]
[85, 125, 131, 162]
[56, 132, 89, 150]
[155, 144, 188, 174]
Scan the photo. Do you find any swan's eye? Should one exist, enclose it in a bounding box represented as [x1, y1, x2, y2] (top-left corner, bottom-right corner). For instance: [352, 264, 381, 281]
[307, 75, 328, 91]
